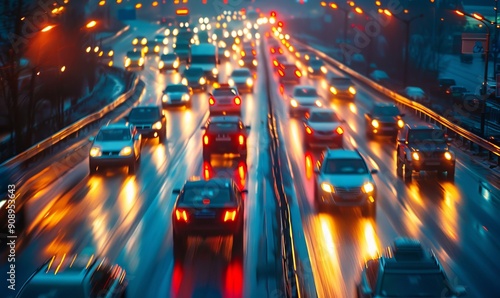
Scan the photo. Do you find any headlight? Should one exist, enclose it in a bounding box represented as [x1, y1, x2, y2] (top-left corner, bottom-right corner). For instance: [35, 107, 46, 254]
[349, 86, 356, 94]
[163, 38, 168, 45]
[153, 121, 162, 130]
[315, 100, 323, 107]
[199, 77, 206, 84]
[165, 29, 170, 36]
[158, 61, 164, 69]
[108, 61, 113, 67]
[362, 182, 375, 193]
[108, 50, 114, 57]
[321, 66, 327, 74]
[139, 58, 144, 66]
[182, 94, 190, 101]
[290, 99, 298, 107]
[181, 78, 188, 85]
[173, 28, 179, 36]
[120, 146, 133, 156]
[173, 60, 179, 68]
[125, 58, 131, 67]
[308, 66, 313, 73]
[371, 119, 379, 128]
[246, 78, 253, 86]
[238, 60, 244, 66]
[397, 119, 404, 128]
[412, 152, 420, 161]
[224, 50, 230, 57]
[228, 78, 235, 86]
[141, 38, 147, 45]
[90, 147, 101, 157]
[252, 59, 258, 66]
[212, 68, 218, 75]
[154, 45, 160, 52]
[162, 94, 169, 102]
[172, 44, 177, 49]
[330, 87, 337, 94]
[320, 182, 334, 193]
[444, 152, 453, 160]
[132, 39, 138, 45]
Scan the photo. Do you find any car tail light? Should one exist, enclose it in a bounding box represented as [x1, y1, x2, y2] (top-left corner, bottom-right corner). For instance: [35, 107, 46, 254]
[278, 48, 283, 54]
[252, 50, 256, 56]
[336, 127, 344, 135]
[234, 96, 241, 105]
[175, 209, 188, 222]
[238, 134, 245, 145]
[305, 126, 313, 135]
[295, 69, 302, 77]
[278, 69, 284, 77]
[270, 48, 275, 54]
[203, 161, 212, 179]
[223, 209, 237, 222]
[209, 96, 215, 105]
[203, 135, 209, 145]
[273, 60, 278, 67]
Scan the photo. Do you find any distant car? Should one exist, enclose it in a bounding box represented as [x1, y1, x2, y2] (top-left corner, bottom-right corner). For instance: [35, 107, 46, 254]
[154, 34, 168, 45]
[217, 41, 231, 62]
[403, 86, 430, 105]
[445, 85, 468, 101]
[272, 55, 288, 70]
[124, 50, 145, 71]
[238, 55, 258, 69]
[132, 36, 147, 46]
[278, 63, 302, 85]
[328, 77, 356, 100]
[126, 105, 166, 143]
[201, 115, 250, 160]
[369, 69, 390, 85]
[303, 108, 345, 149]
[228, 68, 254, 93]
[356, 238, 466, 298]
[172, 178, 246, 259]
[365, 103, 405, 138]
[98, 47, 114, 67]
[158, 53, 180, 73]
[143, 41, 161, 55]
[307, 59, 327, 78]
[89, 122, 142, 174]
[16, 254, 127, 298]
[433, 78, 456, 95]
[314, 148, 378, 216]
[270, 45, 283, 55]
[289, 85, 323, 117]
[161, 83, 193, 108]
[181, 67, 207, 91]
[209, 84, 242, 116]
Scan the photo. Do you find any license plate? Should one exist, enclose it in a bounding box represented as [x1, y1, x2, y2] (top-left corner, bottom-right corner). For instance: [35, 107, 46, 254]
[216, 137, 231, 141]
[426, 161, 440, 166]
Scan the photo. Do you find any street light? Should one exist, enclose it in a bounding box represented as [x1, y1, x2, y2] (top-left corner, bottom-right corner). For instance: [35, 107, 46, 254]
[86, 20, 97, 29]
[328, 2, 349, 62]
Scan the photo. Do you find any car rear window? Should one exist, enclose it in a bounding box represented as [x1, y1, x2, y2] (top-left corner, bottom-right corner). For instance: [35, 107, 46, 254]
[207, 123, 238, 132]
[232, 69, 251, 77]
[213, 88, 237, 96]
[181, 184, 233, 204]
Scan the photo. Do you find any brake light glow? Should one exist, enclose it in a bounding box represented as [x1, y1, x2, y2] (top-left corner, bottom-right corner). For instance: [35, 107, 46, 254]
[223, 210, 237, 222]
[203, 135, 209, 145]
[270, 48, 276, 54]
[273, 60, 278, 66]
[176, 8, 189, 15]
[305, 127, 313, 135]
[278, 48, 283, 54]
[209, 96, 215, 105]
[203, 161, 212, 179]
[238, 134, 245, 145]
[234, 96, 241, 105]
[295, 70, 302, 77]
[336, 127, 344, 135]
[175, 209, 188, 222]
[278, 69, 284, 77]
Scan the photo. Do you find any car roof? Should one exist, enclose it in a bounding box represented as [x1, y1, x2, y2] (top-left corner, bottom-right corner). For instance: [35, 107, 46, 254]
[324, 149, 362, 159]
[406, 123, 440, 130]
[381, 238, 442, 273]
[208, 115, 242, 123]
[405, 86, 425, 92]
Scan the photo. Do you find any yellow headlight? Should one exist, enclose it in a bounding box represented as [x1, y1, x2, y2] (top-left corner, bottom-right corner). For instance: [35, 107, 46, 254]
[90, 147, 101, 157]
[132, 39, 138, 45]
[173, 61, 179, 68]
[246, 78, 253, 86]
[199, 77, 206, 84]
[371, 119, 379, 128]
[444, 152, 452, 160]
[397, 119, 404, 128]
[330, 87, 337, 94]
[321, 182, 334, 193]
[308, 66, 313, 73]
[212, 68, 219, 74]
[228, 78, 235, 86]
[412, 152, 420, 161]
[181, 78, 188, 85]
[315, 100, 323, 107]
[349, 86, 356, 94]
[290, 99, 298, 107]
[120, 146, 133, 156]
[125, 58, 131, 67]
[158, 61, 164, 69]
[238, 60, 244, 66]
[252, 59, 258, 66]
[153, 121, 162, 130]
[321, 66, 327, 74]
[138, 57, 144, 66]
[108, 50, 114, 57]
[362, 182, 375, 193]
[182, 94, 190, 101]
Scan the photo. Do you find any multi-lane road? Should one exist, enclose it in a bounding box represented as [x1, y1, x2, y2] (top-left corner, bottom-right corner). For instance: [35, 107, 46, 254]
[1, 15, 500, 298]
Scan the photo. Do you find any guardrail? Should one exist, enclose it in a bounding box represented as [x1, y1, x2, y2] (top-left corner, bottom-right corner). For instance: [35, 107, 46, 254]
[293, 38, 500, 165]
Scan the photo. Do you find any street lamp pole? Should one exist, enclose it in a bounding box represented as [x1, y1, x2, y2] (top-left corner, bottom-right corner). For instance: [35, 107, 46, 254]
[397, 14, 423, 86]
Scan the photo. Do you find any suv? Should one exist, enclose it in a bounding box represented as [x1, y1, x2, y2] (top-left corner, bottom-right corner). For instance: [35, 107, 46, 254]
[396, 124, 455, 181]
[314, 149, 378, 217]
[16, 254, 127, 298]
[356, 238, 466, 297]
[126, 106, 166, 143]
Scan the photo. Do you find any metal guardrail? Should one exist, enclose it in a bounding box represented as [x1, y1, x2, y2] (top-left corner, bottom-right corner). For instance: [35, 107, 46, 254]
[293, 38, 500, 164]
[0, 72, 139, 168]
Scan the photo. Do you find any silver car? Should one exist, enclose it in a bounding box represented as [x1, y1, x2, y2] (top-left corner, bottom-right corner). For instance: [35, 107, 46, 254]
[303, 108, 345, 149]
[89, 122, 142, 175]
[161, 84, 193, 108]
[314, 149, 377, 217]
[228, 68, 254, 93]
[289, 85, 323, 117]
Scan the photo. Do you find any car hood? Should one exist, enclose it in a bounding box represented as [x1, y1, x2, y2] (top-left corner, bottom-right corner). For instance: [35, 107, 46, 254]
[231, 77, 250, 83]
[332, 84, 351, 90]
[307, 121, 342, 131]
[293, 96, 320, 104]
[374, 115, 399, 123]
[409, 142, 449, 152]
[129, 118, 159, 125]
[320, 174, 372, 188]
[93, 140, 132, 151]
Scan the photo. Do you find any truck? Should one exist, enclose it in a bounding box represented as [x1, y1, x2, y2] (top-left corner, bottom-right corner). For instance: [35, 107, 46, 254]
[190, 43, 219, 82]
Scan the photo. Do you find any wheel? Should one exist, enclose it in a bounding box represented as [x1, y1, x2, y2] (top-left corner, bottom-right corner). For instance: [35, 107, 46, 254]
[128, 160, 137, 174]
[396, 157, 403, 177]
[173, 233, 187, 260]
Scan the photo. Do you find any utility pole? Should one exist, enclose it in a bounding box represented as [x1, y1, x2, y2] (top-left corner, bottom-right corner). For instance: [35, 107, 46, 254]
[494, 0, 499, 79]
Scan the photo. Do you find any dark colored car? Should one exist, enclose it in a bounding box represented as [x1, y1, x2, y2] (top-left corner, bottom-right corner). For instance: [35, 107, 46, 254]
[181, 67, 207, 91]
[16, 254, 127, 298]
[278, 63, 302, 84]
[172, 178, 246, 259]
[201, 115, 250, 160]
[445, 85, 468, 102]
[126, 105, 167, 143]
[396, 123, 456, 181]
[433, 78, 456, 96]
[328, 77, 356, 100]
[356, 238, 466, 298]
[365, 103, 405, 138]
[158, 53, 180, 73]
[307, 59, 327, 78]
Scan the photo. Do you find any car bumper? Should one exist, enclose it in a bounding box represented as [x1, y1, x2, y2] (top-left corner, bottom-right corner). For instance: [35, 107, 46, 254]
[209, 106, 242, 115]
[368, 124, 399, 135]
[410, 159, 455, 171]
[317, 189, 375, 208]
[162, 100, 190, 107]
[305, 134, 343, 148]
[173, 220, 242, 236]
[136, 128, 162, 138]
[330, 91, 355, 99]
[203, 144, 246, 155]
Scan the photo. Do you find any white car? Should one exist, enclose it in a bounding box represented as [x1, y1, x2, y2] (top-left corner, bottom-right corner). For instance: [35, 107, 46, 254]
[303, 108, 345, 149]
[161, 84, 193, 108]
[89, 122, 142, 175]
[403, 86, 430, 105]
[289, 85, 323, 117]
[228, 68, 254, 93]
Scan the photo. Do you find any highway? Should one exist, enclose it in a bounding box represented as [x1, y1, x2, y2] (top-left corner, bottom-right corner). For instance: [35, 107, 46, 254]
[1, 9, 500, 298]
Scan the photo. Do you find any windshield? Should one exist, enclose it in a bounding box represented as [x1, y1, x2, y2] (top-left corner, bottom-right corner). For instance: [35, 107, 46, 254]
[207, 122, 238, 132]
[96, 129, 131, 141]
[166, 85, 188, 93]
[324, 158, 368, 175]
[232, 70, 251, 77]
[184, 68, 203, 76]
[379, 272, 449, 297]
[309, 60, 324, 66]
[161, 54, 176, 60]
[408, 129, 446, 142]
[213, 88, 237, 96]
[309, 111, 341, 123]
[330, 78, 352, 85]
[129, 108, 159, 121]
[294, 88, 317, 97]
[373, 106, 400, 116]
[191, 55, 216, 64]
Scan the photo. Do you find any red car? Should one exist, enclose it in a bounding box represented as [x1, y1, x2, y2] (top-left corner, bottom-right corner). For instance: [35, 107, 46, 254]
[201, 115, 250, 160]
[209, 84, 242, 116]
[278, 63, 302, 84]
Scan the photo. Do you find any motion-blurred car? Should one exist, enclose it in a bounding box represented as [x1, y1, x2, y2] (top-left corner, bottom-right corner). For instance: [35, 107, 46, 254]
[209, 84, 242, 115]
[432, 78, 456, 96]
[328, 77, 356, 100]
[238, 55, 258, 69]
[269, 45, 283, 55]
[445, 85, 468, 101]
[369, 69, 390, 85]
[142, 41, 161, 55]
[124, 50, 145, 71]
[403, 86, 431, 105]
[228, 68, 254, 93]
[161, 83, 193, 108]
[132, 36, 147, 46]
[89, 122, 142, 174]
[272, 55, 288, 70]
[307, 59, 327, 78]
[154, 34, 168, 45]
[314, 148, 378, 216]
[126, 105, 166, 143]
[356, 238, 466, 297]
[364, 103, 405, 138]
[181, 67, 207, 91]
[172, 178, 246, 259]
[98, 47, 114, 67]
[278, 63, 302, 85]
[201, 115, 250, 160]
[16, 254, 127, 298]
[158, 53, 180, 73]
[303, 108, 345, 149]
[289, 85, 323, 117]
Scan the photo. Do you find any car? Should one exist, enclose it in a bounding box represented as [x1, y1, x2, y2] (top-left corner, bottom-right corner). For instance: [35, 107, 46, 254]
[161, 83, 193, 108]
[16, 254, 127, 298]
[217, 40, 231, 62]
[328, 77, 357, 100]
[270, 45, 283, 55]
[89, 122, 142, 175]
[201, 115, 250, 160]
[181, 67, 207, 91]
[356, 238, 466, 298]
[126, 105, 167, 143]
[154, 34, 168, 45]
[396, 123, 456, 181]
[171, 178, 246, 259]
[142, 41, 161, 55]
[314, 148, 378, 216]
[173, 42, 191, 63]
[369, 69, 390, 84]
[228, 68, 254, 93]
[238, 55, 258, 69]
[158, 53, 180, 73]
[124, 50, 145, 71]
[432, 78, 456, 96]
[272, 55, 288, 70]
[303, 108, 345, 149]
[307, 59, 327, 78]
[209, 84, 242, 115]
[278, 63, 302, 84]
[364, 103, 405, 138]
[445, 85, 468, 101]
[403, 86, 431, 105]
[289, 85, 324, 117]
[132, 36, 147, 46]
[98, 47, 114, 67]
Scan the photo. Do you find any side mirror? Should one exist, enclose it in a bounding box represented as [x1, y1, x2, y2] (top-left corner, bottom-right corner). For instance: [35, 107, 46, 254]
[89, 136, 95, 142]
[241, 189, 248, 194]
[397, 138, 406, 143]
[371, 169, 378, 174]
[245, 125, 251, 129]
[172, 189, 180, 194]
[454, 285, 466, 296]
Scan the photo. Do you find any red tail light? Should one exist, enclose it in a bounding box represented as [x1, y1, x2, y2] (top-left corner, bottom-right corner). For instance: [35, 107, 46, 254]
[252, 50, 256, 56]
[234, 96, 241, 105]
[278, 69, 284, 77]
[336, 127, 344, 135]
[175, 209, 188, 222]
[305, 126, 313, 135]
[209, 96, 215, 105]
[295, 69, 302, 77]
[270, 48, 275, 54]
[273, 60, 278, 67]
[203, 135, 209, 145]
[278, 48, 283, 54]
[238, 134, 245, 145]
[203, 161, 212, 179]
[223, 210, 237, 222]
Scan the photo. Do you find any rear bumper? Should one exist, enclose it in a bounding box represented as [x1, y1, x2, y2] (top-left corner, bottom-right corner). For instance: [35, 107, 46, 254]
[203, 144, 247, 155]
[317, 189, 375, 208]
[209, 106, 242, 115]
[173, 220, 242, 236]
[410, 159, 455, 171]
[305, 134, 343, 148]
